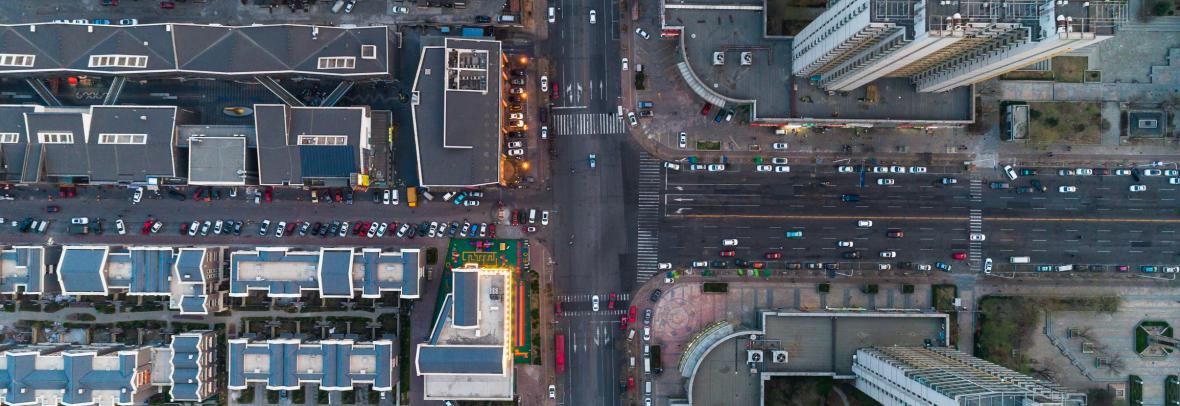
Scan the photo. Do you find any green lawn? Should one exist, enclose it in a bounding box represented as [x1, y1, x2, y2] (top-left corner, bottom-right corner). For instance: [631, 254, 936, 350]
[1029, 102, 1107, 145]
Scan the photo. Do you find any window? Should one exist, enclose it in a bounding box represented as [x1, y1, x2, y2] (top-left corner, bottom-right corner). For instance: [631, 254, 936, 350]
[88, 54, 148, 68]
[317, 57, 356, 70]
[98, 133, 147, 145]
[0, 133, 19, 143]
[361, 45, 377, 60]
[37, 132, 73, 144]
[0, 54, 35, 67]
[297, 135, 348, 146]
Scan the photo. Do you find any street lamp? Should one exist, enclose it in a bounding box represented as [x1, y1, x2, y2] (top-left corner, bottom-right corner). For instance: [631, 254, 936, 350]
[521, 161, 530, 170]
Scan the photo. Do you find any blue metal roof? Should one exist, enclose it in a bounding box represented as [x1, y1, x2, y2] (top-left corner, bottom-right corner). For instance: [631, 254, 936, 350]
[57, 248, 107, 295]
[452, 270, 479, 328]
[417, 346, 504, 375]
[129, 248, 174, 294]
[319, 250, 353, 297]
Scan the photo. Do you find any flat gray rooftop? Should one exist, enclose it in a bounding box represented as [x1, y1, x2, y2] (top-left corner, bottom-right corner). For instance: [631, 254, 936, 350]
[689, 311, 946, 406]
[188, 136, 247, 185]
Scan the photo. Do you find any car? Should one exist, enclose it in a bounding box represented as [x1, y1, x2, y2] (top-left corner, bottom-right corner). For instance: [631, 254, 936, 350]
[857, 220, 873, 227]
[941, 177, 957, 184]
[785, 231, 804, 238]
[298, 222, 311, 236]
[909, 166, 927, 173]
[1114, 168, 1133, 176]
[115, 219, 127, 235]
[1076, 168, 1093, 176]
[1031, 179, 1047, 192]
[589, 9, 597, 23]
[837, 241, 854, 247]
[592, 295, 600, 311]
[258, 220, 271, 236]
[141, 219, 153, 235]
[479, 223, 488, 237]
[1130, 184, 1147, 192]
[719, 250, 736, 257]
[677, 132, 687, 149]
[507, 148, 525, 157]
[935, 262, 952, 272]
[837, 166, 855, 173]
[132, 187, 144, 203]
[1171, 178, 1180, 185]
[1142, 266, 1157, 273]
[841, 194, 860, 202]
[775, 165, 790, 173]
[635, 27, 650, 39]
[186, 221, 199, 236]
[877, 178, 895, 185]
[366, 223, 379, 238]
[508, 120, 525, 128]
[213, 220, 225, 235]
[627, 111, 638, 127]
[70, 217, 89, 225]
[970, 233, 986, 241]
[381, 189, 392, 205]
[391, 5, 408, 12]
[714, 109, 726, 123]
[621, 57, 629, 71]
[722, 239, 739, 246]
[92, 19, 112, 25]
[917, 264, 932, 271]
[508, 112, 524, 120]
[540, 75, 549, 93]
[275, 221, 287, 237]
[952, 252, 967, 260]
[1166, 169, 1180, 176]
[689, 164, 706, 171]
[1166, 266, 1180, 273]
[724, 110, 734, 122]
[1003, 165, 1019, 180]
[872, 166, 889, 173]
[151, 220, 163, 233]
[768, 142, 788, 151]
[842, 251, 861, 259]
[880, 251, 897, 258]
[707, 164, 726, 171]
[46, 205, 60, 213]
[1058, 185, 1077, 193]
[990, 182, 1010, 189]
[549, 385, 556, 399]
[983, 258, 993, 273]
[118, 18, 138, 25]
[608, 293, 617, 310]
[464, 200, 480, 207]
[889, 166, 905, 173]
[756, 165, 773, 172]
[1058, 169, 1075, 176]
[541, 210, 550, 225]
[1145, 169, 1163, 176]
[1019, 168, 1037, 176]
[771, 157, 788, 165]
[764, 252, 782, 260]
[649, 289, 663, 302]
[887, 229, 904, 238]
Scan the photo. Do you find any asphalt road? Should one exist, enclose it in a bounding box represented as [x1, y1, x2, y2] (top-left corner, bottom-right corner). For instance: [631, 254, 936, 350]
[545, 0, 632, 402]
[657, 162, 1180, 276]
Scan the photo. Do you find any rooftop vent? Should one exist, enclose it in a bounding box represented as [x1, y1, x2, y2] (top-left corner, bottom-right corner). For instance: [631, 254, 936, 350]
[746, 350, 763, 363]
[740, 52, 752, 66]
[772, 350, 788, 363]
[712, 52, 725, 66]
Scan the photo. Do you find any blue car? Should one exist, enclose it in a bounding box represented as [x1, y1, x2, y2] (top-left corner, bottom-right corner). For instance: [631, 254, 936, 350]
[935, 262, 952, 272]
[1142, 266, 1157, 273]
[588, 154, 597, 168]
[92, 19, 112, 25]
[453, 193, 466, 205]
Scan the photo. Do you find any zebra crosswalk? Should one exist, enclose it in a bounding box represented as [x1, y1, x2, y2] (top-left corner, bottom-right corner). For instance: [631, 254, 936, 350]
[636, 153, 663, 283]
[553, 113, 628, 135]
[557, 293, 632, 303]
[969, 208, 983, 269]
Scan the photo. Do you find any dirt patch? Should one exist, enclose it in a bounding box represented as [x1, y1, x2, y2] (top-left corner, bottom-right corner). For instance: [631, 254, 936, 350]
[1028, 102, 1109, 145]
[1051, 56, 1088, 83]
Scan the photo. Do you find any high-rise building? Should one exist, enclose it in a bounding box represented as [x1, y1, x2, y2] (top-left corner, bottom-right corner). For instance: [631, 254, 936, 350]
[853, 346, 1085, 405]
[792, 0, 1124, 93]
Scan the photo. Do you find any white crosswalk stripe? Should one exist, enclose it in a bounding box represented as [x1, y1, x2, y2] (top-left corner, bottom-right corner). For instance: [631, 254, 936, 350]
[637, 152, 663, 283]
[553, 113, 627, 135]
[969, 205, 984, 269]
[556, 309, 628, 318]
[556, 293, 631, 303]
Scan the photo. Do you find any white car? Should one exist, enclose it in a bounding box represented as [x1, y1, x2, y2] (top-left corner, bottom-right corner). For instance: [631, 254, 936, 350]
[643, 327, 651, 341]
[132, 187, 144, 203]
[213, 220, 224, 234]
[116, 219, 127, 235]
[464, 200, 480, 206]
[549, 385, 556, 399]
[1003, 165, 1018, 180]
[151, 221, 163, 233]
[509, 113, 524, 120]
[880, 251, 897, 258]
[877, 178, 895, 185]
[382, 189, 392, 205]
[1165, 169, 1180, 176]
[658, 263, 672, 270]
[391, 5, 409, 13]
[1058, 169, 1075, 176]
[366, 224, 378, 238]
[1130, 184, 1148, 192]
[984, 258, 993, 274]
[1058, 185, 1077, 193]
[275, 221, 287, 237]
[507, 141, 525, 148]
[908, 166, 927, 174]
[707, 164, 726, 172]
[721, 239, 739, 246]
[621, 57, 629, 71]
[771, 157, 788, 165]
[592, 295, 600, 311]
[634, 27, 650, 39]
[774, 165, 790, 173]
[1165, 266, 1180, 273]
[889, 166, 906, 173]
[918, 264, 933, 271]
[1170, 178, 1180, 185]
[540, 75, 549, 93]
[542, 210, 550, 225]
[507, 148, 525, 156]
[838, 166, 855, 173]
[970, 233, 986, 241]
[837, 241, 854, 247]
[663, 162, 681, 171]
[1076, 168, 1093, 176]
[70, 217, 89, 225]
[692, 261, 709, 267]
[678, 132, 687, 149]
[1114, 169, 1133, 176]
[627, 111, 638, 127]
[188, 221, 199, 236]
[1144, 169, 1163, 176]
[376, 222, 388, 238]
[872, 166, 889, 173]
[589, 9, 597, 23]
[857, 220, 872, 227]
[772, 143, 788, 150]
[756, 165, 773, 172]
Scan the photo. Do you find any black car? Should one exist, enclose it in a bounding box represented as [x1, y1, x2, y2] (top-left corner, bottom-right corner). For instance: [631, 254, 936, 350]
[418, 221, 430, 237]
[842, 251, 861, 259]
[734, 259, 748, 267]
[298, 222, 311, 236]
[1030, 179, 1046, 192]
[649, 289, 663, 302]
[710, 260, 727, 268]
[474, 15, 491, 23]
[448, 222, 459, 237]
[511, 69, 526, 76]
[507, 95, 521, 103]
[328, 221, 342, 236]
[222, 220, 234, 235]
[312, 222, 323, 235]
[786, 263, 801, 270]
[233, 221, 243, 235]
[508, 131, 527, 138]
[167, 189, 186, 201]
[19, 218, 33, 233]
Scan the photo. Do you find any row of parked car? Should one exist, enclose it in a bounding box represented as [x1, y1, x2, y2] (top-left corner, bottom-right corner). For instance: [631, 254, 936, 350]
[175, 219, 499, 240]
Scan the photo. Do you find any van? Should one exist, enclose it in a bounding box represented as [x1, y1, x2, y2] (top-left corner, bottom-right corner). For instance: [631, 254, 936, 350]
[643, 344, 650, 356]
[629, 357, 635, 367]
[422, 191, 435, 201]
[643, 357, 651, 374]
[497, 15, 517, 23]
[547, 7, 556, 23]
[36, 220, 48, 233]
[1057, 264, 1073, 272]
[1010, 256, 1030, 264]
[636, 63, 644, 73]
[391, 189, 400, 205]
[331, 0, 346, 13]
[645, 381, 652, 394]
[529, 209, 537, 224]
[617, 105, 624, 118]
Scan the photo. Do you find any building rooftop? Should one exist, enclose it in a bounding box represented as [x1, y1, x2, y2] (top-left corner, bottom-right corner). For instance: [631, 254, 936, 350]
[0, 105, 36, 183]
[0, 343, 153, 406]
[49, 246, 220, 314]
[412, 37, 502, 187]
[56, 246, 110, 296]
[187, 136, 249, 185]
[0, 23, 390, 77]
[229, 247, 421, 299]
[254, 105, 371, 187]
[227, 337, 394, 392]
[0, 246, 45, 295]
[416, 265, 514, 401]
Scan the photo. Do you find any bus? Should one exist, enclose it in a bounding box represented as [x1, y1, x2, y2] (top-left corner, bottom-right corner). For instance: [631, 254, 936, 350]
[406, 186, 417, 208]
[555, 334, 566, 374]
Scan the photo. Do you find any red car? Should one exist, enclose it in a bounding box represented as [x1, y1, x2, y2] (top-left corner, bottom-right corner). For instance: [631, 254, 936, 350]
[141, 219, 153, 235]
[627, 377, 635, 390]
[192, 188, 203, 200]
[628, 306, 637, 323]
[764, 252, 782, 259]
[887, 229, 904, 238]
[700, 103, 712, 116]
[720, 250, 736, 257]
[619, 315, 628, 330]
[510, 210, 520, 225]
[488, 224, 496, 238]
[752, 262, 765, 269]
[1117, 265, 1130, 272]
[334, 189, 343, 202]
[608, 293, 616, 310]
[555, 301, 562, 315]
[952, 252, 967, 260]
[550, 81, 559, 100]
[160, 1, 175, 9]
[179, 222, 189, 235]
[263, 187, 273, 203]
[352, 222, 366, 235]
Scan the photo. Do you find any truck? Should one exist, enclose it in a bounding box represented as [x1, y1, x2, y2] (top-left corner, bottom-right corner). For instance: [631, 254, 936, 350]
[68, 224, 89, 235]
[406, 186, 417, 208]
[555, 334, 566, 374]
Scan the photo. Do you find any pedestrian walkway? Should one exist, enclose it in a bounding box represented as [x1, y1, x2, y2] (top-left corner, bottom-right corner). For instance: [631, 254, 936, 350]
[636, 153, 663, 283]
[553, 113, 627, 135]
[556, 293, 632, 302]
[969, 208, 983, 270]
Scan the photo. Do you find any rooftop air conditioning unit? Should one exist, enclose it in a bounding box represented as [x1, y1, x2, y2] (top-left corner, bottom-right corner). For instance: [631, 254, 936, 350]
[772, 350, 788, 363]
[746, 350, 763, 363]
[712, 52, 725, 66]
[741, 52, 752, 66]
